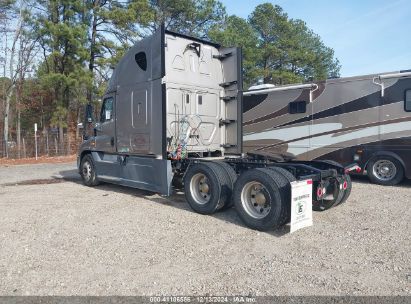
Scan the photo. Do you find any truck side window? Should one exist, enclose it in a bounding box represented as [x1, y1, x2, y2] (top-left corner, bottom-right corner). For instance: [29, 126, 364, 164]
[405, 90, 411, 112]
[289, 101, 306, 114]
[100, 97, 114, 123]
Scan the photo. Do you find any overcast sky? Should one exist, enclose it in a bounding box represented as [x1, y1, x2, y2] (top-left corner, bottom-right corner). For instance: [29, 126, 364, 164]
[223, 0, 411, 77]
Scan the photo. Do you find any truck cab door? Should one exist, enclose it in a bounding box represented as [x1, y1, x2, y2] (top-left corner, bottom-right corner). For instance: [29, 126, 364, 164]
[95, 94, 116, 153]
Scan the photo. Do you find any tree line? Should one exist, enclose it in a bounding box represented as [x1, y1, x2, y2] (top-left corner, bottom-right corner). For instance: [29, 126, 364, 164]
[0, 0, 340, 157]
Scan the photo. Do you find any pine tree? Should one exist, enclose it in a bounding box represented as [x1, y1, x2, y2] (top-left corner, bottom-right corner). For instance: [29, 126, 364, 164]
[209, 3, 341, 87]
[248, 3, 340, 84]
[146, 0, 226, 38]
[82, 0, 153, 104]
[33, 0, 90, 151]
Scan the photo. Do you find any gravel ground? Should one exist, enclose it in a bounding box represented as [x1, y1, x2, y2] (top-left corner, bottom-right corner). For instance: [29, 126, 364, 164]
[0, 162, 410, 296]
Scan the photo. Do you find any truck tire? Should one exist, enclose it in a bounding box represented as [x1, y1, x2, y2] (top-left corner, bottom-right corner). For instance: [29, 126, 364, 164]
[339, 174, 352, 205]
[214, 161, 238, 210]
[80, 154, 100, 186]
[312, 178, 344, 211]
[321, 160, 352, 205]
[233, 168, 288, 231]
[184, 162, 232, 214]
[367, 156, 404, 186]
[267, 167, 296, 224]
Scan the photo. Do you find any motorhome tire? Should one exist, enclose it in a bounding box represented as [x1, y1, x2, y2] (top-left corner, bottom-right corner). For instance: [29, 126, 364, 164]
[184, 162, 231, 214]
[80, 154, 100, 186]
[215, 161, 238, 210]
[367, 156, 404, 186]
[233, 168, 287, 231]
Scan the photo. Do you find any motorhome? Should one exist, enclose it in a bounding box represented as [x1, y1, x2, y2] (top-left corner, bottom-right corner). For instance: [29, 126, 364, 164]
[78, 27, 355, 231]
[243, 71, 411, 185]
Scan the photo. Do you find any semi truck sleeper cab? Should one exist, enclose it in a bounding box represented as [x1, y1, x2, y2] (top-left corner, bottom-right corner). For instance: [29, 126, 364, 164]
[78, 26, 355, 231]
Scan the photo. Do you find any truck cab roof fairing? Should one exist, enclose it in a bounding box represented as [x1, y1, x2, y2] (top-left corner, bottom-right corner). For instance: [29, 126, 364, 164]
[106, 26, 165, 94]
[164, 29, 221, 49]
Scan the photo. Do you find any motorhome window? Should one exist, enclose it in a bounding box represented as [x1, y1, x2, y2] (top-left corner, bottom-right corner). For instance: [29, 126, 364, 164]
[289, 101, 306, 114]
[135, 52, 147, 71]
[100, 97, 114, 122]
[405, 90, 411, 112]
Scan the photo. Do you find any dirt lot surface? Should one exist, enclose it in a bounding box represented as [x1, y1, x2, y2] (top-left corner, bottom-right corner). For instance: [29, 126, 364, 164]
[0, 162, 410, 296]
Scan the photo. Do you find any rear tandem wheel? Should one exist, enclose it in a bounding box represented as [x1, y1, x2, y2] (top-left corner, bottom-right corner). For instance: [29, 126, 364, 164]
[232, 168, 290, 231]
[214, 161, 238, 210]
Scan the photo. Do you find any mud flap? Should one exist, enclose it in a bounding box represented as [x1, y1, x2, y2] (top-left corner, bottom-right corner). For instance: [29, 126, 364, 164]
[290, 179, 313, 233]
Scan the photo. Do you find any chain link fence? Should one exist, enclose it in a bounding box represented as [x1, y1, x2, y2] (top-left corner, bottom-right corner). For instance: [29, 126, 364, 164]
[0, 130, 82, 159]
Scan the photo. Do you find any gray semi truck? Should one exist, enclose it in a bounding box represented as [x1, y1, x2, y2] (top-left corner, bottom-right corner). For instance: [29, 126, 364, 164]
[78, 26, 356, 231]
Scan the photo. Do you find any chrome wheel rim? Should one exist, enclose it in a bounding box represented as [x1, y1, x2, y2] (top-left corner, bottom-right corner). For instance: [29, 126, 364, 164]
[190, 173, 211, 205]
[241, 181, 271, 219]
[82, 161, 92, 181]
[372, 160, 397, 181]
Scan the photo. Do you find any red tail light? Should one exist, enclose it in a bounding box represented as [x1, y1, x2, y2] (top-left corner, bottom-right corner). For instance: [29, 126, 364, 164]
[317, 187, 324, 198]
[345, 165, 362, 173]
[343, 180, 348, 190]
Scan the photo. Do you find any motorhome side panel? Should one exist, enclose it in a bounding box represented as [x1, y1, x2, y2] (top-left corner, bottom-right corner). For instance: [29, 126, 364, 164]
[317, 76, 411, 178]
[302, 77, 384, 161]
[243, 74, 411, 180]
[243, 87, 313, 156]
